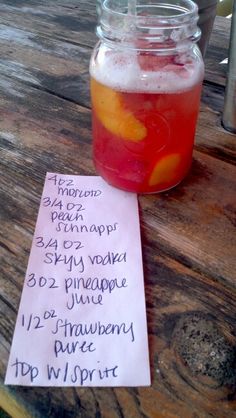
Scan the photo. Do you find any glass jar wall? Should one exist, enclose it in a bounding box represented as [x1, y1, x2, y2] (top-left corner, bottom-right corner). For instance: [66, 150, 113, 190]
[90, 0, 204, 193]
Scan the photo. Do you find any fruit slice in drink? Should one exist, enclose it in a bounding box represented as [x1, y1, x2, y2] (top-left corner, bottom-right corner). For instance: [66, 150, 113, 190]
[90, 51, 203, 193]
[90, 78, 147, 142]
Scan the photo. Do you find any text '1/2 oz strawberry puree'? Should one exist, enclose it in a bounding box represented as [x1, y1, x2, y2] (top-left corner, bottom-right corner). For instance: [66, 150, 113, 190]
[90, 0, 204, 193]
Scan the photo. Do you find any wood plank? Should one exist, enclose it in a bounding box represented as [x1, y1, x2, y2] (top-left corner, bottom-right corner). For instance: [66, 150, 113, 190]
[0, 1, 230, 86]
[0, 25, 234, 164]
[140, 148, 236, 287]
[0, 23, 91, 108]
[0, 7, 235, 415]
[0, 21, 229, 108]
[204, 16, 231, 86]
[196, 84, 236, 164]
[0, 0, 97, 48]
[1, 248, 236, 417]
[0, 75, 235, 288]
[1, 198, 236, 416]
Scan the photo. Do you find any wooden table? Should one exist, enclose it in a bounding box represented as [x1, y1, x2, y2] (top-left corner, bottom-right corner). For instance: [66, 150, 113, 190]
[0, 2, 235, 417]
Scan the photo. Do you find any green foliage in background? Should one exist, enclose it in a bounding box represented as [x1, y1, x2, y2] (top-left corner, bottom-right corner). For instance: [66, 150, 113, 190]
[217, 0, 233, 16]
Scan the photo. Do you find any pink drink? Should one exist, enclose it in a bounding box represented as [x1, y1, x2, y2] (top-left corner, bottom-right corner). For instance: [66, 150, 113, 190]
[90, 49, 204, 193]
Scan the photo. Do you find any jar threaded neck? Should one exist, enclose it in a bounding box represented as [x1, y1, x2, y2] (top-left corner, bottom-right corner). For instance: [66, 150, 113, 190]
[96, 0, 201, 51]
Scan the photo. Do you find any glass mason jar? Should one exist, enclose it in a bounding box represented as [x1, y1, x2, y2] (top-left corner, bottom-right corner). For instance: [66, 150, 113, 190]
[90, 0, 204, 193]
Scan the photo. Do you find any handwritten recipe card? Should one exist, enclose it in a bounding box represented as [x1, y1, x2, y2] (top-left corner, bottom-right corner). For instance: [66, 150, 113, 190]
[5, 173, 150, 387]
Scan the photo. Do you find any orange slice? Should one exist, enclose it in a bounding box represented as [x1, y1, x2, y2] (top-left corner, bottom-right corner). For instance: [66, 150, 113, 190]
[91, 78, 147, 141]
[149, 153, 181, 186]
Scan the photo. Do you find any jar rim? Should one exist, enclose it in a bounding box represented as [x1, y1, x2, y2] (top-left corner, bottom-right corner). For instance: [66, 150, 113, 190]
[97, 0, 201, 50]
[102, 0, 198, 24]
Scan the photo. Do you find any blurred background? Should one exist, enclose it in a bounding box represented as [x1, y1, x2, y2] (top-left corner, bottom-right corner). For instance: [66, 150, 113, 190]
[217, 0, 233, 17]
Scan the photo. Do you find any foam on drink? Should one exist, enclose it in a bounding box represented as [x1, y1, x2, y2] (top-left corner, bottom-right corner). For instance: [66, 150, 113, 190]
[90, 48, 204, 94]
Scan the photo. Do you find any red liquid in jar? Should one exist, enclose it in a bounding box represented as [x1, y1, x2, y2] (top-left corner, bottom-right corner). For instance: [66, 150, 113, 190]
[90, 52, 203, 193]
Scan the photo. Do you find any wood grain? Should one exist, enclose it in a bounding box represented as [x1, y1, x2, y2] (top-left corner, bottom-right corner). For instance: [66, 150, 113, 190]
[0, 24, 234, 165]
[0, 1, 231, 87]
[0, 22, 91, 108]
[204, 16, 231, 87]
[0, 0, 97, 48]
[1, 75, 236, 416]
[0, 1, 235, 417]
